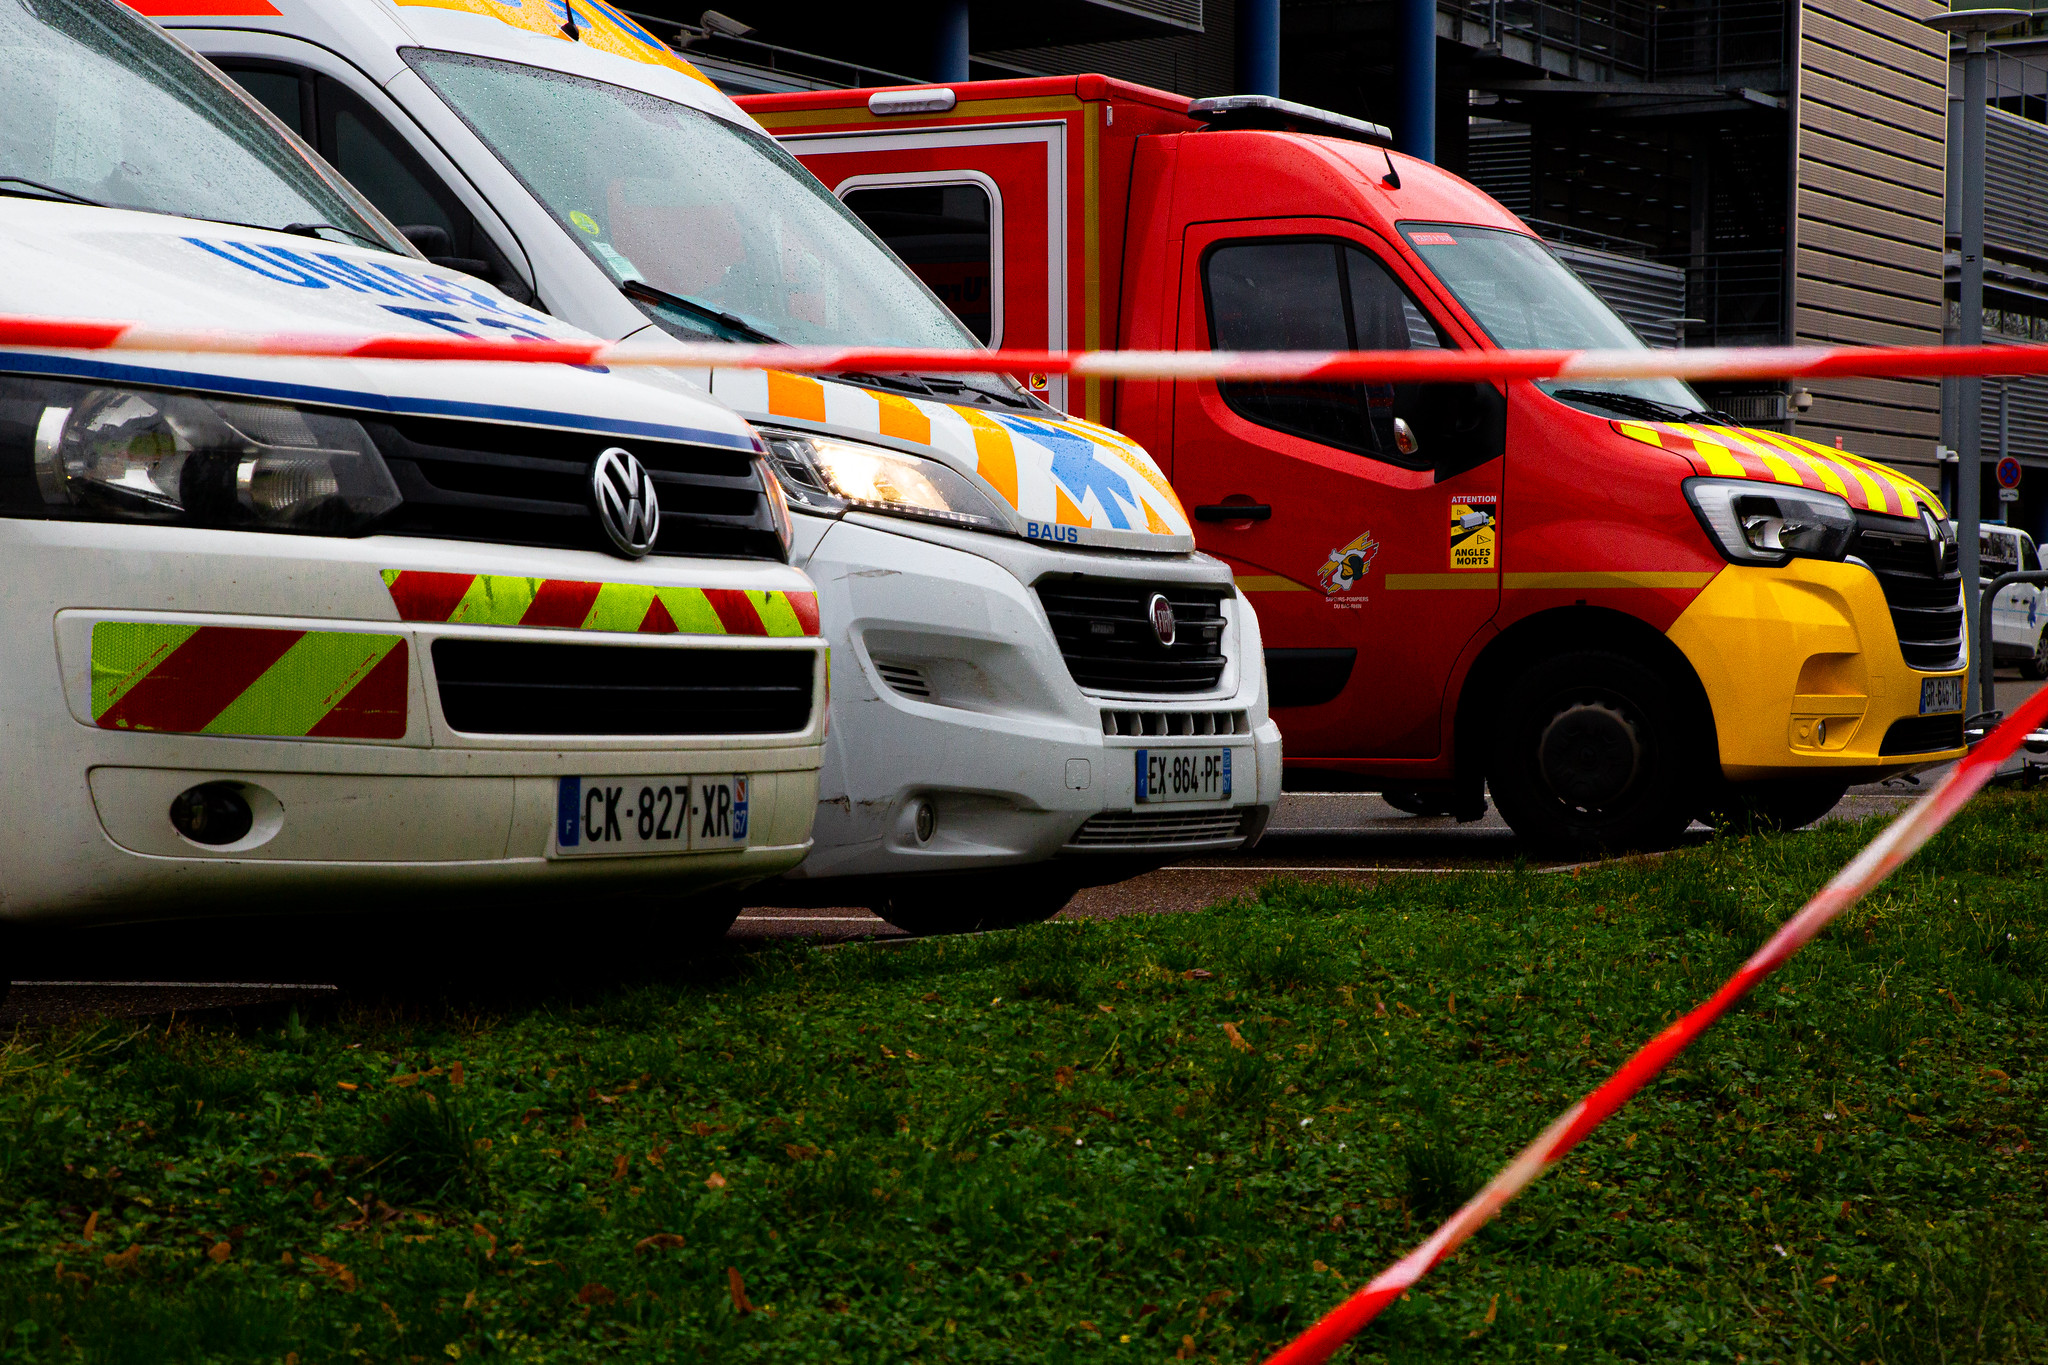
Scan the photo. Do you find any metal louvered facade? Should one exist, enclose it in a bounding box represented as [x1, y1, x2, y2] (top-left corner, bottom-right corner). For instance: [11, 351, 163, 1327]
[1548, 239, 1690, 348]
[1788, 0, 1948, 473]
[1984, 107, 2048, 261]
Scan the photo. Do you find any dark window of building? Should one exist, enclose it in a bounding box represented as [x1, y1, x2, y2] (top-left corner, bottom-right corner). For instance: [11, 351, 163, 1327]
[841, 182, 995, 343]
[1203, 238, 1443, 464]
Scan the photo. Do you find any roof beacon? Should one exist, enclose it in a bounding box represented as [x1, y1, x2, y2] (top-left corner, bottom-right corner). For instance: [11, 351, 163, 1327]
[1187, 94, 1392, 146]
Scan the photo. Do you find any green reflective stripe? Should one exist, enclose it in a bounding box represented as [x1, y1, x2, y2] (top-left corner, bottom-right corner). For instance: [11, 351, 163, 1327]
[753, 591, 805, 637]
[584, 581, 659, 632]
[655, 587, 727, 633]
[203, 632, 402, 737]
[450, 575, 541, 626]
[91, 621, 198, 720]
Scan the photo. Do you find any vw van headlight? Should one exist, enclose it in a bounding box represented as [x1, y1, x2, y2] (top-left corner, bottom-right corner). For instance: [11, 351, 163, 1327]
[1683, 477, 1855, 567]
[759, 430, 1009, 532]
[12, 378, 400, 533]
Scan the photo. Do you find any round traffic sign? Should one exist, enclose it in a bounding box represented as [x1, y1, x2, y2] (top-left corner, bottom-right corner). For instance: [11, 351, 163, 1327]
[1998, 455, 2023, 489]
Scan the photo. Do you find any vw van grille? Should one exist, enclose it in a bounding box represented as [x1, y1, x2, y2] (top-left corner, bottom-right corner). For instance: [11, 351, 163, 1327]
[431, 640, 812, 735]
[367, 416, 785, 560]
[1849, 512, 1964, 672]
[1035, 578, 1230, 694]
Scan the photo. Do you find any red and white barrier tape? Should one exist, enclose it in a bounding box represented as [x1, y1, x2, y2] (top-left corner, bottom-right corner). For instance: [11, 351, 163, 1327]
[1259, 692, 2048, 1365]
[3, 313, 2048, 384]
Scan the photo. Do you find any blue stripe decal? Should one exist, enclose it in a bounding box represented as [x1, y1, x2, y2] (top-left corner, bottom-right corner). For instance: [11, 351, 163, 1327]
[0, 350, 757, 451]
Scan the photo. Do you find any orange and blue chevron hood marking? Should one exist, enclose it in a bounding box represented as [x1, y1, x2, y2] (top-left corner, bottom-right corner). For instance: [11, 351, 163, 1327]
[714, 370, 1194, 553]
[382, 571, 821, 637]
[394, 0, 718, 85]
[1612, 420, 1946, 519]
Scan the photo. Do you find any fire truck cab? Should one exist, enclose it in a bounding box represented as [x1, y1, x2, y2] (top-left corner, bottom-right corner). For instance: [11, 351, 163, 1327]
[742, 77, 1968, 850]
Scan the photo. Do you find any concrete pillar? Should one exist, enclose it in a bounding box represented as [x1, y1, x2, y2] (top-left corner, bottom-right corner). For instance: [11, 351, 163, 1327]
[1396, 0, 1436, 161]
[1235, 0, 1280, 96]
[928, 0, 969, 83]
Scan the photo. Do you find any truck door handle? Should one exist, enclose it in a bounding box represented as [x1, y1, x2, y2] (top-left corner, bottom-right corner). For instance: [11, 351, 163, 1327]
[1194, 503, 1272, 522]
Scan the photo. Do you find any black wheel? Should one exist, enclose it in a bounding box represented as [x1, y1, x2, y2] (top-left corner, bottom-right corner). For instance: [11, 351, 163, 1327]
[1380, 786, 1453, 816]
[1486, 650, 1703, 854]
[872, 871, 1076, 936]
[2023, 632, 2048, 682]
[1698, 776, 1849, 834]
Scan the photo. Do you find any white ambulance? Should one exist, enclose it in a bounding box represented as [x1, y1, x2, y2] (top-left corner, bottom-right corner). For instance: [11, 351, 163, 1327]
[156, 0, 1284, 932]
[0, 0, 825, 943]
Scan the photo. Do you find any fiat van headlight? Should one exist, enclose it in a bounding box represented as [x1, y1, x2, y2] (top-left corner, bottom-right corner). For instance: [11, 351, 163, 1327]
[1683, 477, 1856, 567]
[758, 430, 1009, 532]
[12, 378, 400, 533]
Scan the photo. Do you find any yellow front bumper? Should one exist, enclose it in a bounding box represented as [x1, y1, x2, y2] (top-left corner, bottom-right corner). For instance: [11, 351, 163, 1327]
[1666, 560, 1966, 780]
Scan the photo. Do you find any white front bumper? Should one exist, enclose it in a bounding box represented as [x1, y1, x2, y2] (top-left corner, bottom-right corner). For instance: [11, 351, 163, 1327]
[786, 514, 1283, 881]
[0, 522, 824, 924]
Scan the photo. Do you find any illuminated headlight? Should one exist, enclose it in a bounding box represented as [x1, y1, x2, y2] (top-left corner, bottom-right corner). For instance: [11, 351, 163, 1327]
[1683, 477, 1855, 566]
[15, 378, 400, 533]
[758, 430, 1009, 532]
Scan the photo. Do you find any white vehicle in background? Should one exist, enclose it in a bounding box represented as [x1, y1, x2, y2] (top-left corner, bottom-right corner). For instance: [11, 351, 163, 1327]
[0, 0, 825, 946]
[1980, 523, 2048, 679]
[161, 0, 1285, 934]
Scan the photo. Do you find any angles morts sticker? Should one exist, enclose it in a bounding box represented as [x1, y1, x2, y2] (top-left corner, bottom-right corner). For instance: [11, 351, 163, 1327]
[1449, 495, 1498, 571]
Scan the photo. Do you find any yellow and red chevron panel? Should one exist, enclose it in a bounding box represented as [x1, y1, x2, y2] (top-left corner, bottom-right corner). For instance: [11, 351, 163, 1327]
[92, 623, 408, 739]
[1612, 421, 1943, 518]
[381, 571, 821, 637]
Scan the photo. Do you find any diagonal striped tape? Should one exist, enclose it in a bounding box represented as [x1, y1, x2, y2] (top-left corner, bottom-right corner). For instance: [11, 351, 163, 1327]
[91, 622, 408, 739]
[380, 571, 820, 637]
[1260, 686, 2048, 1365]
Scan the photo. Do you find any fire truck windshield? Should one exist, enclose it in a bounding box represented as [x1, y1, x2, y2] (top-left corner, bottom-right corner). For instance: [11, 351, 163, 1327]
[407, 49, 979, 353]
[1399, 223, 1717, 423]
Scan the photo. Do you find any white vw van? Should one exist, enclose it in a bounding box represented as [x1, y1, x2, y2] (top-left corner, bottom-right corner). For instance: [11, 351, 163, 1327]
[160, 0, 1284, 933]
[0, 0, 824, 940]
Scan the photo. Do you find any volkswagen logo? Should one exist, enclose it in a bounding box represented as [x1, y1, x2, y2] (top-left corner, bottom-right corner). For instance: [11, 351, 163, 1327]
[591, 447, 661, 559]
[1146, 592, 1178, 648]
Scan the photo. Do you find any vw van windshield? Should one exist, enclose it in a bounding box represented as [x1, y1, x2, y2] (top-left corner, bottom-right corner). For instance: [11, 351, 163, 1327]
[0, 0, 407, 250]
[1399, 223, 1716, 422]
[407, 50, 981, 360]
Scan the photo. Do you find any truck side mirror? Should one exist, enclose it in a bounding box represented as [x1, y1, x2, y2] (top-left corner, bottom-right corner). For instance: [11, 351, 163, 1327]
[1395, 382, 1507, 482]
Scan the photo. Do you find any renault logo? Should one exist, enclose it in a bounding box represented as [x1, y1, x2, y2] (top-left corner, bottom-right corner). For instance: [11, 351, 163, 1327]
[1146, 592, 1178, 648]
[592, 447, 661, 558]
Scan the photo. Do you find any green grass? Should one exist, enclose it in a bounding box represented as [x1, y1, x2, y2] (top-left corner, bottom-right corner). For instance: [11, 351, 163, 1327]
[4, 794, 2048, 1363]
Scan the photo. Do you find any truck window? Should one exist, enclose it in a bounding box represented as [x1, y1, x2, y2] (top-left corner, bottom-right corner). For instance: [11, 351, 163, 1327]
[2026, 536, 2041, 573]
[841, 182, 996, 345]
[1982, 531, 2020, 574]
[1203, 238, 1442, 466]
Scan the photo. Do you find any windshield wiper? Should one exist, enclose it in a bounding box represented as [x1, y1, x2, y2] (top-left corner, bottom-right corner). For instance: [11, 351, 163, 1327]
[278, 221, 391, 250]
[1548, 387, 1737, 425]
[0, 176, 103, 206]
[622, 278, 783, 346]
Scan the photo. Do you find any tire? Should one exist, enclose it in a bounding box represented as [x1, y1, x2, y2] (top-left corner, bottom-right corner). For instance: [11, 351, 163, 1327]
[872, 871, 1077, 937]
[1699, 776, 1850, 834]
[1486, 650, 1703, 854]
[2024, 631, 2048, 682]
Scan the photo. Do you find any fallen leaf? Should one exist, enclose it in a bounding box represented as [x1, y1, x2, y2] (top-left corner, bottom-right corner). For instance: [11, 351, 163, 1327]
[389, 1073, 419, 1087]
[610, 1153, 629, 1183]
[635, 1233, 688, 1254]
[784, 1143, 819, 1162]
[705, 1172, 728, 1190]
[1097, 1004, 1114, 1014]
[1221, 1022, 1254, 1053]
[1182, 968, 1215, 981]
[905, 1049, 923, 1060]
[102, 1245, 142, 1274]
[569, 1115, 588, 1133]
[307, 1254, 356, 1291]
[727, 1266, 754, 1314]
[1204, 1289, 1232, 1307]
[450, 1062, 465, 1087]
[312, 1189, 326, 1210]
[1077, 1320, 1099, 1332]
[691, 1121, 715, 1136]
[335, 1082, 358, 1092]
[208, 1241, 232, 1264]
[1484, 1293, 1499, 1325]
[1053, 1066, 1076, 1089]
[1374, 995, 1389, 1017]
[647, 1142, 669, 1168]
[462, 1288, 477, 1309]
[1814, 1136, 1824, 1154]
[920, 992, 942, 1003]
[82, 1211, 98, 1240]
[577, 1282, 616, 1306]
[1177, 1335, 1196, 1359]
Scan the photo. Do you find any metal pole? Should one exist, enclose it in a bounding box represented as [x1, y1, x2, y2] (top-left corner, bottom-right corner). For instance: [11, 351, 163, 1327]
[1959, 28, 1988, 712]
[1235, 0, 1281, 96]
[1396, 0, 1437, 162]
[928, 0, 969, 83]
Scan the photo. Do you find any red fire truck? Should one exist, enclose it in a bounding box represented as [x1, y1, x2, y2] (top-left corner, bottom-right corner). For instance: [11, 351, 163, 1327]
[738, 78, 1967, 850]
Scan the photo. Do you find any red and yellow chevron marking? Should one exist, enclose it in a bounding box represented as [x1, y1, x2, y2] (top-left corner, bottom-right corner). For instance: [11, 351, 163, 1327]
[1612, 421, 1943, 518]
[91, 623, 408, 739]
[381, 571, 821, 637]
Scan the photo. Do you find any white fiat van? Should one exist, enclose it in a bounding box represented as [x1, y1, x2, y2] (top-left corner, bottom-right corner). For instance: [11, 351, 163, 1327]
[0, 0, 824, 939]
[161, 0, 1284, 933]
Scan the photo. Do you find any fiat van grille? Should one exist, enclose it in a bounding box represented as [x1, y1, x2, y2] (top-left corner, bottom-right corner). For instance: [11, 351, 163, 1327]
[1064, 808, 1258, 848]
[431, 640, 813, 735]
[1034, 578, 1230, 695]
[367, 416, 785, 560]
[1848, 512, 1964, 672]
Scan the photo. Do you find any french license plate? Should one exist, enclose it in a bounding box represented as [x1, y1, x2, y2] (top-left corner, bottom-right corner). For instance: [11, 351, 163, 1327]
[553, 775, 748, 856]
[1135, 748, 1232, 803]
[1920, 677, 1963, 716]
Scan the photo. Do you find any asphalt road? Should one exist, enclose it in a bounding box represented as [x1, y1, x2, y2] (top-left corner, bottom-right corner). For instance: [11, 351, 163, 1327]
[6, 672, 2042, 1028]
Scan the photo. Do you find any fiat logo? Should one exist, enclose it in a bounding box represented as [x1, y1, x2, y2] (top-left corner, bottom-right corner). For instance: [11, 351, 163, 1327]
[1146, 592, 1178, 648]
[592, 446, 661, 559]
